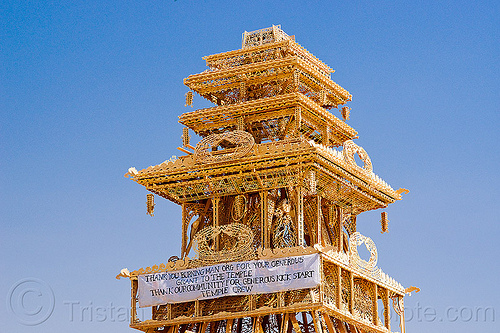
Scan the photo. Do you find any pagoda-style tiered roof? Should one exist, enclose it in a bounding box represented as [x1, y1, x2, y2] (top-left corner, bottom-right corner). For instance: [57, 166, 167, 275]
[120, 26, 413, 333]
[185, 26, 351, 110]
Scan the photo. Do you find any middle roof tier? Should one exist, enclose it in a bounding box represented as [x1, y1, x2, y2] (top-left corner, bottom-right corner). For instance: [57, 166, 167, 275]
[179, 93, 357, 146]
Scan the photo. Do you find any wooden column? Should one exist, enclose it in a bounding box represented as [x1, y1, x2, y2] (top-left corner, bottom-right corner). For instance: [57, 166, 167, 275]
[328, 205, 335, 247]
[290, 314, 302, 333]
[336, 207, 344, 252]
[212, 197, 220, 251]
[324, 126, 330, 147]
[316, 195, 322, 245]
[318, 259, 324, 303]
[400, 296, 406, 333]
[260, 191, 269, 248]
[294, 106, 302, 137]
[200, 322, 208, 333]
[226, 318, 234, 333]
[130, 279, 138, 325]
[167, 303, 172, 320]
[336, 265, 342, 309]
[240, 81, 246, 103]
[249, 295, 256, 311]
[237, 116, 245, 131]
[384, 289, 391, 330]
[195, 300, 201, 317]
[296, 187, 304, 246]
[181, 203, 187, 258]
[312, 311, 323, 333]
[293, 70, 300, 92]
[372, 283, 378, 326]
[349, 272, 354, 314]
[277, 291, 285, 308]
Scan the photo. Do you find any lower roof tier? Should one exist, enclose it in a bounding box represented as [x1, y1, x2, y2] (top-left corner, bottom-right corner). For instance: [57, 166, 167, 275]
[126, 138, 401, 214]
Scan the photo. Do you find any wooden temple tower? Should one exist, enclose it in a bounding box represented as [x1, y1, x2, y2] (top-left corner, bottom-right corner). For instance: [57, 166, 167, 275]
[119, 26, 414, 333]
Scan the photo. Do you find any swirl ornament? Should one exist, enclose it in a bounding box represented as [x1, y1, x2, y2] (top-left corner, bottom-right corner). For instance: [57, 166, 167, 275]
[194, 130, 255, 164]
[349, 232, 378, 273]
[194, 223, 255, 265]
[342, 140, 373, 173]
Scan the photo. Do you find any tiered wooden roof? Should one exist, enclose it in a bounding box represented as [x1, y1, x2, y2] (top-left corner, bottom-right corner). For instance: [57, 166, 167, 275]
[122, 26, 411, 333]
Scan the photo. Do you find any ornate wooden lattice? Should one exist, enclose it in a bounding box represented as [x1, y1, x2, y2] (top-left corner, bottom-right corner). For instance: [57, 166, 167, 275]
[121, 26, 412, 333]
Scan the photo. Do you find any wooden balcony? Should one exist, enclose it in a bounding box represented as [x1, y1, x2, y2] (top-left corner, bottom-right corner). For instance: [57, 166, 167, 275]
[120, 246, 406, 333]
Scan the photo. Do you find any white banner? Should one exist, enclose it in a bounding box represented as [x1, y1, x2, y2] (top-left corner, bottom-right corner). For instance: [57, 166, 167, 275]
[138, 254, 320, 307]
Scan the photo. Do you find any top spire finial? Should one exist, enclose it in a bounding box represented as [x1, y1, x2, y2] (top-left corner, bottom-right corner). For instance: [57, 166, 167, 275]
[241, 25, 290, 49]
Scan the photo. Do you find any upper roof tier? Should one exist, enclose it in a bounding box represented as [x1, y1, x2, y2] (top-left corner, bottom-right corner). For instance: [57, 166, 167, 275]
[208, 25, 334, 77]
[184, 26, 352, 112]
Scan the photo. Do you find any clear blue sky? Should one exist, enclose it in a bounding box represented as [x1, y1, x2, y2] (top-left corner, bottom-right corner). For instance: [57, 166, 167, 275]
[1, 1, 499, 332]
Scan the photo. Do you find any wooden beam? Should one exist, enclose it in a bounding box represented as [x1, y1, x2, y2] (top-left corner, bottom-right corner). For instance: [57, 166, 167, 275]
[323, 314, 337, 333]
[312, 311, 323, 333]
[179, 324, 188, 333]
[347, 323, 358, 333]
[253, 317, 263, 333]
[226, 318, 234, 333]
[281, 313, 290, 333]
[290, 313, 302, 333]
[177, 146, 193, 155]
[236, 318, 242, 333]
[332, 318, 348, 333]
[302, 312, 310, 333]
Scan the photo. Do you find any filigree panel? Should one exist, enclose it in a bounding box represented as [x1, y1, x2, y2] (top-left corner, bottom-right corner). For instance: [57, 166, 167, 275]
[353, 279, 373, 323]
[322, 263, 337, 306]
[341, 270, 350, 311]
